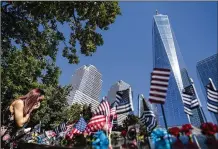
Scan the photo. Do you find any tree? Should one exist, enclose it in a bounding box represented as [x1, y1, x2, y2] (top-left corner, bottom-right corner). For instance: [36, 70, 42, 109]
[1, 1, 121, 109]
[29, 85, 83, 130]
[123, 114, 139, 129]
[82, 104, 92, 121]
[1, 1, 121, 64]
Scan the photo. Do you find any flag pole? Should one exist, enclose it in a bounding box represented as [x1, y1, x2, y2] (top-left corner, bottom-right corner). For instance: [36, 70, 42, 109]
[144, 126, 151, 149]
[160, 104, 171, 149]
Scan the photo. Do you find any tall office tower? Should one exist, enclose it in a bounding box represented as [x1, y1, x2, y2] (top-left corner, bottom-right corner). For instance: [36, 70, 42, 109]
[152, 12, 189, 127]
[196, 54, 218, 124]
[67, 65, 102, 111]
[107, 80, 133, 125]
[181, 68, 205, 128]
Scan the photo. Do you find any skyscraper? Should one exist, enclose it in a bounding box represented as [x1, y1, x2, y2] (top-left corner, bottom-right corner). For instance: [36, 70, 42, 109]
[196, 54, 218, 124]
[181, 68, 205, 128]
[107, 80, 133, 125]
[67, 65, 102, 111]
[152, 12, 189, 127]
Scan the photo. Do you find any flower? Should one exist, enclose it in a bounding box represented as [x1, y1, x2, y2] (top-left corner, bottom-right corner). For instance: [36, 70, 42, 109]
[169, 127, 180, 137]
[121, 130, 127, 137]
[180, 124, 193, 136]
[200, 122, 217, 136]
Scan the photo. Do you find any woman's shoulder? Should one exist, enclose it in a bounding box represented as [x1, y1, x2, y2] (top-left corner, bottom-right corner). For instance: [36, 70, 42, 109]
[12, 99, 24, 107]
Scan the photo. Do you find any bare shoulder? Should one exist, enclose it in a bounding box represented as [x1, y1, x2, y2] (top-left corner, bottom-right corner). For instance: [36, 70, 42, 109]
[13, 99, 24, 108]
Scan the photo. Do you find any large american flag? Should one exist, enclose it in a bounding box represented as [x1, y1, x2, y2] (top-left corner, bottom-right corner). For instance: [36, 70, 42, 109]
[206, 79, 218, 113]
[115, 88, 133, 114]
[93, 99, 110, 116]
[149, 68, 171, 104]
[139, 95, 157, 133]
[54, 122, 67, 135]
[67, 117, 87, 139]
[182, 84, 200, 115]
[85, 115, 106, 134]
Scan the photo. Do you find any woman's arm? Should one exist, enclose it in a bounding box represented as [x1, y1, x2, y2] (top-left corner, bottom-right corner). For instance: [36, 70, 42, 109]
[13, 100, 31, 128]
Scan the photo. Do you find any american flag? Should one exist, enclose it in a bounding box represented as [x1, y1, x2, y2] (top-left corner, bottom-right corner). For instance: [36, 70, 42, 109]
[65, 124, 74, 133]
[110, 103, 116, 116]
[206, 79, 218, 113]
[85, 115, 106, 134]
[33, 122, 41, 133]
[93, 99, 110, 116]
[54, 122, 67, 135]
[115, 88, 133, 114]
[67, 117, 87, 139]
[149, 68, 171, 104]
[182, 84, 200, 115]
[139, 95, 157, 133]
[45, 130, 56, 139]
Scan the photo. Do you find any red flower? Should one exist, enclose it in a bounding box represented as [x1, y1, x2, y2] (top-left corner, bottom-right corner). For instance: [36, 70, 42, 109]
[200, 122, 217, 136]
[121, 130, 127, 137]
[169, 127, 180, 137]
[180, 124, 193, 136]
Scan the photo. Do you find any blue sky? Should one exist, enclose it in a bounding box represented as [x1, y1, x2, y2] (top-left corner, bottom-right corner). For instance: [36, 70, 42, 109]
[56, 2, 217, 121]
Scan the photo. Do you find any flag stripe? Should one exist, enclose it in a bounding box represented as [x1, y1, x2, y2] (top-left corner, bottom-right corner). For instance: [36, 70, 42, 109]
[182, 84, 200, 115]
[149, 68, 170, 104]
[206, 81, 218, 114]
[140, 96, 157, 133]
[93, 99, 110, 116]
[115, 88, 133, 115]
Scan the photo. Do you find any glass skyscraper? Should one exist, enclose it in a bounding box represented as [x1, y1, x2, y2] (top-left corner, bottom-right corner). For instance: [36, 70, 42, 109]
[181, 68, 205, 128]
[196, 54, 218, 124]
[152, 12, 189, 127]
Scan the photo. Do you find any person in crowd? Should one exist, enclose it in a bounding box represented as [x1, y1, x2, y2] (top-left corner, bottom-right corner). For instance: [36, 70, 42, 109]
[1, 88, 45, 148]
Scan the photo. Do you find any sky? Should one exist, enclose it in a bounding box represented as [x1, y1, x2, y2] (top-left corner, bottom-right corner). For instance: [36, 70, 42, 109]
[56, 2, 217, 121]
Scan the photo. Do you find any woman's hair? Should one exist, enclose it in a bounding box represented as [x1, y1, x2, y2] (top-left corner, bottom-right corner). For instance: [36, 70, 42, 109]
[19, 88, 45, 116]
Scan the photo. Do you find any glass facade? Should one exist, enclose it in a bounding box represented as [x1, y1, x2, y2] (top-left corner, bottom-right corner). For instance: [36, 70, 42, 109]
[152, 14, 189, 127]
[180, 68, 205, 128]
[196, 54, 218, 124]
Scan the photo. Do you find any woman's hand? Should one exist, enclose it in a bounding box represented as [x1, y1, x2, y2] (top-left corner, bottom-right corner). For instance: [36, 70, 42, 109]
[32, 102, 41, 110]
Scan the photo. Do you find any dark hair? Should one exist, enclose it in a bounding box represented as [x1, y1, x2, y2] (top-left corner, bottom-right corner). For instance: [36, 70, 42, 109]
[37, 89, 45, 96]
[19, 88, 45, 116]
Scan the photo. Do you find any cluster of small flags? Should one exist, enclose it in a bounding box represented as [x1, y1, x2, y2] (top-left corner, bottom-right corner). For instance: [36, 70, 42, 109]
[206, 79, 218, 113]
[22, 67, 218, 145]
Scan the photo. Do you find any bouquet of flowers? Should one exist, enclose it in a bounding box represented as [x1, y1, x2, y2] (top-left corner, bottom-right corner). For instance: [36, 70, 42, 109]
[200, 122, 218, 148]
[200, 122, 217, 136]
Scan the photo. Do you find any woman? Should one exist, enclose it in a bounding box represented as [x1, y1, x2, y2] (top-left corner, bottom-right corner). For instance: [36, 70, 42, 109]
[1, 88, 45, 147]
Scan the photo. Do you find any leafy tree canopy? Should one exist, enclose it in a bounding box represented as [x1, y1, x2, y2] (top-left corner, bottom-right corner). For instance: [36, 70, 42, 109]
[1, 1, 121, 126]
[1, 1, 121, 64]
